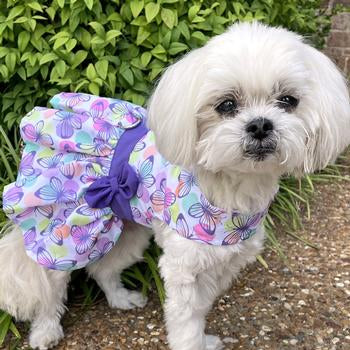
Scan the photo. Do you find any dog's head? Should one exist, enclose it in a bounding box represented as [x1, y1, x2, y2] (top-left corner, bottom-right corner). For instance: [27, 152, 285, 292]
[148, 22, 350, 177]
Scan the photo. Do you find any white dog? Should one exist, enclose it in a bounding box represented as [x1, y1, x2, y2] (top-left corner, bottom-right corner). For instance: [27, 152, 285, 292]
[0, 22, 349, 350]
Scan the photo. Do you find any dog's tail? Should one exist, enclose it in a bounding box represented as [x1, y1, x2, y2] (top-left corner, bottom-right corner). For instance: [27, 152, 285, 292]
[0, 224, 68, 321]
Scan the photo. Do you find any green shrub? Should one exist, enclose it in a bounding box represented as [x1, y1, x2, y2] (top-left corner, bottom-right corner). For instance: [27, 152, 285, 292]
[0, 0, 332, 130]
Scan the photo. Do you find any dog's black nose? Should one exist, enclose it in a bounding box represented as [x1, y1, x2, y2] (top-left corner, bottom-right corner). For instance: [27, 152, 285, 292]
[246, 118, 273, 140]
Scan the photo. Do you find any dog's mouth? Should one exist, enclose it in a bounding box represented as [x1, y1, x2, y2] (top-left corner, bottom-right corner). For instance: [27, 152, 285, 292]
[244, 139, 277, 161]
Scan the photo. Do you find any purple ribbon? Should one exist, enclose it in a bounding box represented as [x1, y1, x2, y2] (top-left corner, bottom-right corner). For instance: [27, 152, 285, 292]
[85, 162, 139, 220]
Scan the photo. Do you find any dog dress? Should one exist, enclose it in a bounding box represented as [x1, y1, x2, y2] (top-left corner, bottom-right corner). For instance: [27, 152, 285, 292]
[2, 93, 268, 271]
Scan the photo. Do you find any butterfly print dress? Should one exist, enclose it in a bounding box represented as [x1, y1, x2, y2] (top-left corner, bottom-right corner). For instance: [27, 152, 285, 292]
[3, 93, 268, 271]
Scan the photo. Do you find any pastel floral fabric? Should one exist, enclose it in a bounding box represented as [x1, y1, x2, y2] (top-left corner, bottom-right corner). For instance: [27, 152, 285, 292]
[3, 93, 268, 271]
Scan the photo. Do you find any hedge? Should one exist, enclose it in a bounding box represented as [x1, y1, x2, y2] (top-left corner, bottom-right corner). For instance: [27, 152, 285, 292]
[0, 0, 332, 131]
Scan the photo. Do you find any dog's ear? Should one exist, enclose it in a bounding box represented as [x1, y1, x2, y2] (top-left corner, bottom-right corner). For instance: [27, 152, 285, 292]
[302, 45, 350, 173]
[147, 48, 206, 168]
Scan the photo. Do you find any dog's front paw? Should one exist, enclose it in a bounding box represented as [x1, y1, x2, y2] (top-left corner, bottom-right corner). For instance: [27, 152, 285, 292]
[107, 288, 148, 310]
[29, 322, 64, 350]
[205, 335, 224, 350]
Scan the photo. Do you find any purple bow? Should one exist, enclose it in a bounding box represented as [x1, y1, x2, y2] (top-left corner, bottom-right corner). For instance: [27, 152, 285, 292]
[84, 162, 139, 220]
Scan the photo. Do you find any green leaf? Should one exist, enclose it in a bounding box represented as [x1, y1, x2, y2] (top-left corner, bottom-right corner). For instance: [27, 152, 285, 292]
[0, 313, 11, 345]
[178, 21, 190, 40]
[89, 22, 106, 38]
[168, 42, 188, 55]
[141, 51, 152, 67]
[55, 60, 66, 77]
[17, 66, 26, 80]
[50, 31, 70, 42]
[69, 14, 80, 32]
[0, 47, 9, 58]
[120, 63, 134, 85]
[65, 38, 77, 52]
[107, 72, 116, 94]
[188, 5, 201, 21]
[88, 82, 99, 95]
[57, 0, 65, 8]
[5, 53, 17, 72]
[18, 31, 30, 52]
[161, 8, 175, 29]
[13, 16, 27, 24]
[191, 31, 208, 43]
[151, 44, 166, 55]
[28, 19, 36, 31]
[9, 321, 21, 339]
[233, 2, 245, 16]
[106, 30, 122, 42]
[84, 0, 94, 10]
[53, 36, 70, 50]
[40, 65, 49, 79]
[0, 65, 9, 80]
[192, 16, 205, 23]
[28, 2, 43, 12]
[131, 16, 148, 26]
[130, 0, 144, 18]
[86, 63, 97, 80]
[39, 52, 58, 65]
[46, 7, 56, 21]
[72, 50, 88, 69]
[91, 36, 105, 45]
[95, 60, 108, 80]
[136, 26, 150, 45]
[7, 6, 25, 21]
[145, 2, 160, 23]
[149, 67, 163, 80]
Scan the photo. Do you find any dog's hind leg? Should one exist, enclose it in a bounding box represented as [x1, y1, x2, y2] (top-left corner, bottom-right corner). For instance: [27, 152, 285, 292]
[0, 226, 70, 350]
[86, 222, 152, 310]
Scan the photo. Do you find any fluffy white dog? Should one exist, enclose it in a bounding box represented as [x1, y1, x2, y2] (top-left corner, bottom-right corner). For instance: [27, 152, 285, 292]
[0, 22, 349, 350]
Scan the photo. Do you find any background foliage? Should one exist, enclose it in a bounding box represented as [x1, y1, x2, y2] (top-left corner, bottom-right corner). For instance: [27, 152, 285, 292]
[0, 0, 341, 346]
[0, 0, 332, 130]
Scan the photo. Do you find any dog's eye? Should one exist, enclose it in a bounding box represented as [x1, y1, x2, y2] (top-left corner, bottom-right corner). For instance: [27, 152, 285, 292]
[215, 99, 237, 115]
[277, 95, 299, 111]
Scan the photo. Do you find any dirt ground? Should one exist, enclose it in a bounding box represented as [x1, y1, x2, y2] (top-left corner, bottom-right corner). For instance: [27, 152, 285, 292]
[4, 165, 350, 350]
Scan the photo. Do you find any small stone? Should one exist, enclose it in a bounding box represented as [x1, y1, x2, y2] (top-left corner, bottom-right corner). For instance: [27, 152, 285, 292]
[316, 335, 324, 344]
[332, 337, 340, 344]
[223, 337, 239, 344]
[147, 323, 156, 330]
[327, 328, 334, 334]
[284, 302, 292, 311]
[290, 339, 298, 345]
[259, 331, 265, 336]
[298, 300, 306, 306]
[137, 338, 145, 345]
[301, 289, 309, 294]
[335, 282, 345, 288]
[262, 325, 272, 332]
[279, 322, 288, 330]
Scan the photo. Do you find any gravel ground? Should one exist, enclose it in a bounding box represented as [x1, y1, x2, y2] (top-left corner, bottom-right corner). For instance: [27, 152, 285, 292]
[4, 164, 350, 350]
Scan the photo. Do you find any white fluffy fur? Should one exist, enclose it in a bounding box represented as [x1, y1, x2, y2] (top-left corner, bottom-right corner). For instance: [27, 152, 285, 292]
[0, 22, 349, 350]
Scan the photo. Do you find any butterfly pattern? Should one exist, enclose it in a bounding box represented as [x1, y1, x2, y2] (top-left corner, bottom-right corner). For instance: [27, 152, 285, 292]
[129, 132, 267, 246]
[3, 93, 268, 272]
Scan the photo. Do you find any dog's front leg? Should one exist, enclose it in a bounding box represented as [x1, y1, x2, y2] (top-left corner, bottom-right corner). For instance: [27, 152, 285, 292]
[155, 224, 226, 350]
